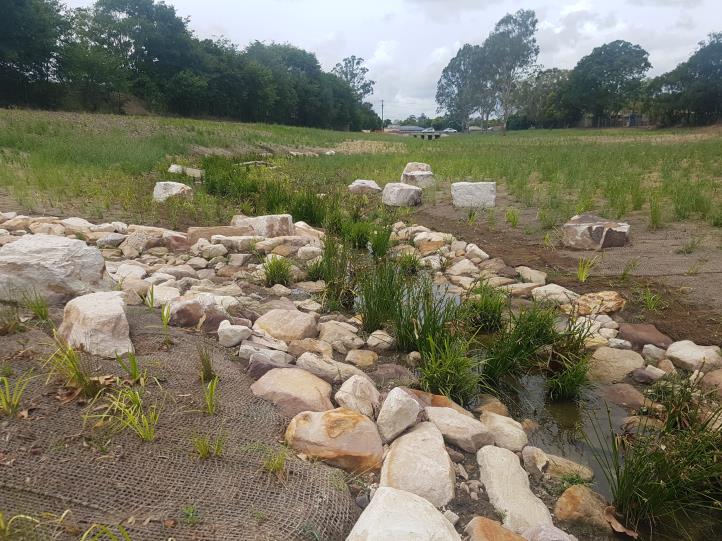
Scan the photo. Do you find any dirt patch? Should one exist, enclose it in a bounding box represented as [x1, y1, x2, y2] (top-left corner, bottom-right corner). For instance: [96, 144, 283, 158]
[414, 185, 722, 345]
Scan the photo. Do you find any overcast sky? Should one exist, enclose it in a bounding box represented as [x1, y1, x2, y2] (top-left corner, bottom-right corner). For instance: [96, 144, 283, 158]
[67, 0, 721, 119]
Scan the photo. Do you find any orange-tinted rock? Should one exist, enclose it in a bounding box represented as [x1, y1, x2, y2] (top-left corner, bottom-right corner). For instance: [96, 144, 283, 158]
[554, 484, 611, 532]
[464, 516, 525, 541]
[285, 407, 383, 473]
[404, 388, 473, 417]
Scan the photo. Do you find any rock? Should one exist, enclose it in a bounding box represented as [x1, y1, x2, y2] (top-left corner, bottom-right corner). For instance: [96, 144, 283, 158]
[217, 320, 252, 347]
[335, 375, 380, 418]
[58, 291, 133, 358]
[632, 365, 666, 383]
[554, 484, 610, 532]
[366, 329, 395, 351]
[113, 263, 147, 281]
[521, 525, 578, 541]
[657, 358, 677, 374]
[465, 517, 526, 541]
[666, 340, 722, 371]
[376, 387, 422, 442]
[187, 226, 254, 245]
[405, 388, 472, 417]
[477, 446, 553, 533]
[379, 422, 455, 507]
[247, 353, 291, 380]
[167, 163, 184, 174]
[250, 367, 333, 418]
[230, 214, 294, 238]
[619, 323, 673, 349]
[466, 243, 490, 261]
[516, 266, 547, 285]
[473, 394, 509, 417]
[546, 454, 594, 482]
[150, 285, 181, 307]
[288, 338, 333, 359]
[561, 214, 629, 250]
[347, 486, 461, 541]
[96, 233, 126, 249]
[252, 309, 318, 342]
[425, 406, 493, 452]
[478, 411, 528, 451]
[589, 347, 644, 383]
[446, 258, 479, 276]
[169, 299, 204, 327]
[369, 364, 418, 387]
[318, 320, 364, 353]
[642, 344, 667, 362]
[570, 291, 625, 315]
[382, 183, 422, 207]
[0, 234, 105, 304]
[532, 284, 579, 305]
[702, 369, 722, 398]
[153, 181, 192, 202]
[598, 383, 646, 409]
[348, 179, 382, 194]
[295, 351, 366, 384]
[400, 162, 435, 188]
[285, 407, 383, 473]
[450, 181, 496, 208]
[346, 349, 378, 368]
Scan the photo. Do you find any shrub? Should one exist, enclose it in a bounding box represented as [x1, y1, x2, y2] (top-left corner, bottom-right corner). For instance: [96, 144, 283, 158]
[356, 261, 401, 333]
[263, 257, 293, 287]
[419, 336, 479, 406]
[461, 281, 507, 333]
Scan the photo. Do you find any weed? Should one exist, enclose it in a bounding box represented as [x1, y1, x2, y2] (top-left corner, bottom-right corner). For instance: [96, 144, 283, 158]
[649, 194, 662, 229]
[305, 258, 324, 281]
[80, 524, 133, 540]
[20, 289, 49, 322]
[160, 303, 172, 344]
[197, 344, 216, 382]
[263, 257, 293, 287]
[576, 256, 598, 283]
[461, 281, 507, 333]
[368, 225, 392, 258]
[505, 207, 519, 228]
[711, 207, 722, 227]
[396, 252, 422, 276]
[291, 189, 326, 226]
[91, 388, 160, 441]
[318, 236, 355, 311]
[181, 505, 200, 526]
[676, 236, 702, 255]
[343, 220, 372, 250]
[486, 208, 496, 229]
[250, 507, 268, 525]
[202, 376, 220, 415]
[0, 511, 40, 538]
[557, 472, 591, 493]
[0, 370, 33, 416]
[115, 352, 142, 383]
[192, 432, 226, 459]
[546, 355, 590, 401]
[356, 261, 401, 333]
[542, 232, 556, 249]
[45, 336, 102, 398]
[144, 285, 155, 311]
[419, 336, 479, 406]
[466, 208, 477, 225]
[0, 363, 13, 378]
[620, 259, 639, 281]
[635, 287, 668, 312]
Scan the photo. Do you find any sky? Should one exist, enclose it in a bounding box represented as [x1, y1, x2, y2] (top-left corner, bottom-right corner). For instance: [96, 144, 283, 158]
[65, 0, 721, 120]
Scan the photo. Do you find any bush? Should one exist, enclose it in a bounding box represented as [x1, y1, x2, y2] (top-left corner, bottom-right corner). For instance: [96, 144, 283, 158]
[420, 336, 480, 406]
[263, 257, 292, 287]
[461, 281, 507, 333]
[356, 261, 401, 333]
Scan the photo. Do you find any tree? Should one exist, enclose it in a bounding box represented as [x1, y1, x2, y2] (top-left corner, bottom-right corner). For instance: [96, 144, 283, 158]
[332, 55, 375, 101]
[513, 68, 580, 128]
[483, 9, 539, 131]
[436, 44, 480, 130]
[567, 40, 651, 125]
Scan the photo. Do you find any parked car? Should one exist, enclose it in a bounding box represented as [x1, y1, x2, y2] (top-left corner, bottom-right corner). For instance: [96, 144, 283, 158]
[422, 127, 435, 133]
[442, 128, 457, 133]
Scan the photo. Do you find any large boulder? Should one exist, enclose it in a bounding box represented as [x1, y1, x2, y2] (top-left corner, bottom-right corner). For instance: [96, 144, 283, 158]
[561, 214, 629, 250]
[347, 486, 461, 541]
[250, 367, 333, 418]
[477, 445, 553, 533]
[252, 309, 318, 342]
[531, 284, 580, 305]
[382, 183, 422, 207]
[284, 407, 383, 473]
[554, 484, 610, 533]
[450, 182, 496, 208]
[335, 375, 380, 418]
[58, 291, 133, 358]
[379, 422, 455, 507]
[588, 347, 644, 383]
[376, 387, 422, 442]
[230, 214, 294, 238]
[0, 234, 105, 303]
[666, 340, 722, 371]
[348, 179, 382, 194]
[618, 323, 673, 349]
[400, 162, 435, 188]
[295, 351, 366, 384]
[478, 411, 528, 452]
[425, 406, 493, 452]
[318, 320, 364, 353]
[153, 181, 192, 202]
[465, 517, 525, 541]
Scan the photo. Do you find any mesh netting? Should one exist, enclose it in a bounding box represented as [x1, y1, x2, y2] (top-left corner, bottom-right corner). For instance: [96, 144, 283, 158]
[1, 306, 358, 540]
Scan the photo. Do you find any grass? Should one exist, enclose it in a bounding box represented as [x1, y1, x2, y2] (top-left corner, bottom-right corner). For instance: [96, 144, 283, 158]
[461, 280, 507, 333]
[676, 236, 702, 254]
[317, 236, 355, 311]
[92, 388, 160, 441]
[546, 355, 590, 401]
[635, 287, 668, 312]
[576, 256, 598, 283]
[202, 376, 220, 415]
[192, 432, 226, 459]
[20, 289, 49, 322]
[0, 305, 22, 335]
[396, 252, 422, 276]
[144, 285, 155, 311]
[115, 352, 142, 383]
[262, 447, 288, 479]
[160, 303, 172, 345]
[0, 370, 33, 416]
[419, 336, 479, 406]
[263, 256, 293, 287]
[197, 344, 216, 382]
[44, 336, 103, 398]
[505, 207, 519, 227]
[356, 260, 401, 333]
[80, 524, 133, 540]
[181, 505, 200, 526]
[369, 225, 392, 257]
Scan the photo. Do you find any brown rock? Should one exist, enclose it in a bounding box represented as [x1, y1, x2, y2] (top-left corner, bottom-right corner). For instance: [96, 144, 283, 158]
[618, 323, 673, 349]
[464, 516, 525, 541]
[346, 349, 378, 368]
[554, 484, 611, 532]
[169, 299, 204, 328]
[404, 388, 473, 418]
[368, 364, 418, 387]
[702, 368, 722, 399]
[570, 291, 626, 315]
[473, 393, 509, 417]
[288, 338, 333, 359]
[247, 354, 291, 380]
[598, 383, 645, 410]
[285, 407, 383, 473]
[657, 358, 677, 374]
[250, 367, 333, 418]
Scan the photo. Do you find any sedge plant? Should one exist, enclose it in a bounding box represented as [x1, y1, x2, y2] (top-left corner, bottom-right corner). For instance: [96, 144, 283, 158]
[0, 370, 33, 416]
[576, 256, 598, 283]
[263, 257, 293, 287]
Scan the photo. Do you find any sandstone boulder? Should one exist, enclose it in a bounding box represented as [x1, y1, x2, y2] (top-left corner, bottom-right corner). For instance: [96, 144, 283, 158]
[295, 351, 366, 384]
[250, 367, 333, 418]
[666, 340, 722, 371]
[376, 387, 422, 442]
[532, 284, 580, 305]
[382, 183, 422, 207]
[58, 291, 133, 358]
[0, 234, 105, 303]
[451, 181, 496, 208]
[252, 309, 318, 342]
[618, 323, 673, 349]
[425, 406, 493, 452]
[478, 411, 528, 451]
[588, 347, 644, 383]
[334, 375, 380, 418]
[465, 517, 525, 541]
[217, 320, 252, 347]
[230, 214, 294, 238]
[348, 179, 382, 194]
[554, 484, 610, 532]
[285, 407, 383, 473]
[318, 320, 364, 353]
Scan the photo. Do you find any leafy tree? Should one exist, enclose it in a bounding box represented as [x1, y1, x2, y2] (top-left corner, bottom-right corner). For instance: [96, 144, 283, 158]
[436, 44, 480, 129]
[567, 40, 651, 125]
[513, 68, 580, 128]
[332, 55, 375, 101]
[484, 9, 539, 131]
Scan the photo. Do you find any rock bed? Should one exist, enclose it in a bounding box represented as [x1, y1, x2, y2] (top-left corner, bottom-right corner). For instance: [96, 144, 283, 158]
[1, 207, 721, 541]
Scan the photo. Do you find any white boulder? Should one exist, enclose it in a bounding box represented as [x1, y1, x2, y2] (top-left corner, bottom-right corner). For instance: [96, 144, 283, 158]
[666, 340, 722, 371]
[153, 181, 192, 202]
[382, 183, 422, 207]
[348, 179, 382, 194]
[425, 406, 493, 452]
[451, 182, 496, 208]
[479, 411, 528, 452]
[532, 284, 580, 305]
[376, 387, 421, 442]
[217, 320, 252, 347]
[334, 375, 380, 418]
[252, 309, 318, 342]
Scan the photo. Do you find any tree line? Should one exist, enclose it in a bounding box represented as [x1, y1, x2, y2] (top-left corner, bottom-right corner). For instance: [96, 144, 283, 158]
[0, 0, 381, 131]
[436, 9, 722, 129]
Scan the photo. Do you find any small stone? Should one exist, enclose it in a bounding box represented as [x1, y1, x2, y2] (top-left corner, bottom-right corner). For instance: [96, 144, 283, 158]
[443, 510, 459, 526]
[335, 375, 381, 418]
[657, 358, 677, 374]
[366, 329, 395, 351]
[346, 349, 378, 368]
[642, 344, 667, 362]
[516, 266, 547, 285]
[532, 284, 579, 305]
[217, 320, 252, 347]
[376, 387, 422, 443]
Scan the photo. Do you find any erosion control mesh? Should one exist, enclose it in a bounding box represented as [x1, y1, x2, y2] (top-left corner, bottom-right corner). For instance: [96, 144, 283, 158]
[0, 307, 358, 540]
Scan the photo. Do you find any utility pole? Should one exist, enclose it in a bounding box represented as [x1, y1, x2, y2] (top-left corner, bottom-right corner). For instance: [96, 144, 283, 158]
[381, 99, 384, 132]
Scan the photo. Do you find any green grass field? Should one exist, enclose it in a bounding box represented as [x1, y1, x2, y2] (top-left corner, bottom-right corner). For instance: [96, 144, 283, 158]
[1, 109, 721, 230]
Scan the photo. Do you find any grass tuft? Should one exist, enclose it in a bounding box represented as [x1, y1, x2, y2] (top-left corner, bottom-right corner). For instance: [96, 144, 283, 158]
[419, 336, 479, 406]
[356, 261, 401, 333]
[45, 336, 102, 398]
[20, 289, 50, 322]
[192, 432, 226, 459]
[0, 370, 33, 416]
[461, 280, 507, 333]
[263, 257, 293, 287]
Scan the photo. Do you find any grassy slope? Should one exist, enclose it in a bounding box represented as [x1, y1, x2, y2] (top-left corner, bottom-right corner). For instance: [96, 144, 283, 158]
[1, 109, 720, 229]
